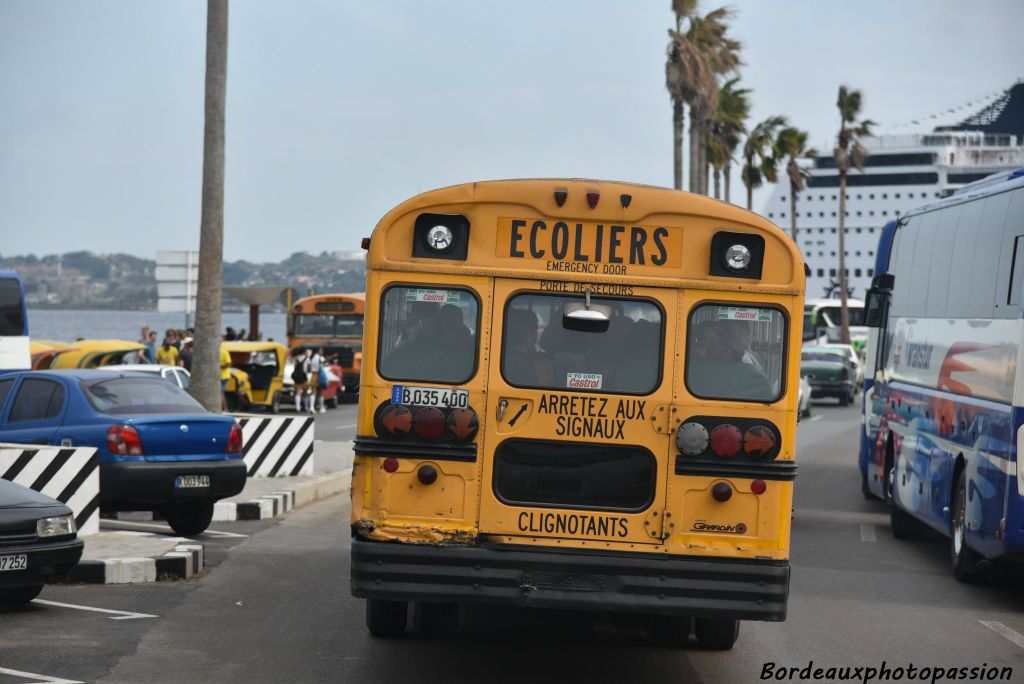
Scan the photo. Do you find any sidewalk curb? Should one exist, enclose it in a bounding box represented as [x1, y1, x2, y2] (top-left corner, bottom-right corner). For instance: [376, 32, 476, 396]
[65, 544, 204, 585]
[212, 469, 351, 522]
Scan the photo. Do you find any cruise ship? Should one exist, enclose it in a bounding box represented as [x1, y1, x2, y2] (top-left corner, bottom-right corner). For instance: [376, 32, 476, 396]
[764, 81, 1024, 299]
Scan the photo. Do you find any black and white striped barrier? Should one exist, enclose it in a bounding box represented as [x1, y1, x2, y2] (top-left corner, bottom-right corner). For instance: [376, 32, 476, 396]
[0, 444, 100, 536]
[235, 416, 315, 477]
[68, 542, 204, 584]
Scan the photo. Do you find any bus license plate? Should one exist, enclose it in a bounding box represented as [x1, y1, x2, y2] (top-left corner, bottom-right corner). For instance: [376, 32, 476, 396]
[175, 475, 211, 489]
[392, 385, 469, 409]
[0, 554, 28, 572]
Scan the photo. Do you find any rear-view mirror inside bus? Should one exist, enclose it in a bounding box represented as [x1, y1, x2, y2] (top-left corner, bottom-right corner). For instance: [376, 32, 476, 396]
[563, 301, 612, 332]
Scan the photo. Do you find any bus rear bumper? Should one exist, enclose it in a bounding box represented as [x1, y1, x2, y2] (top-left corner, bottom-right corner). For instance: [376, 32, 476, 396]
[350, 537, 790, 622]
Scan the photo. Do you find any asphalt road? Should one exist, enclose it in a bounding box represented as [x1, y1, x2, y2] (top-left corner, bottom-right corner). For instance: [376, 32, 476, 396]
[3, 399, 1024, 684]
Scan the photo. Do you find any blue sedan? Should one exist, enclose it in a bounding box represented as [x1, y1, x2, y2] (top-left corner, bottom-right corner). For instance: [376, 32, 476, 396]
[0, 370, 246, 536]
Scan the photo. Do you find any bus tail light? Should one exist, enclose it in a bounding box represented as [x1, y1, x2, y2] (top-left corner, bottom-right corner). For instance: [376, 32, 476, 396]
[376, 404, 413, 439]
[447, 407, 479, 442]
[413, 407, 446, 441]
[742, 426, 777, 460]
[709, 424, 742, 458]
[676, 422, 710, 456]
[751, 479, 767, 495]
[107, 425, 143, 456]
[382, 457, 399, 473]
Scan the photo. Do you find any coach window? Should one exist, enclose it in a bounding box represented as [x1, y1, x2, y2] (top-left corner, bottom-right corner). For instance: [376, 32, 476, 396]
[9, 379, 65, 422]
[378, 286, 480, 384]
[1005, 192, 1024, 309]
[501, 293, 663, 395]
[686, 304, 786, 402]
[926, 204, 962, 318]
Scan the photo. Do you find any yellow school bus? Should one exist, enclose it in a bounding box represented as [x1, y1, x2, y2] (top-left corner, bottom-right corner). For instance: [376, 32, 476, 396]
[350, 179, 804, 649]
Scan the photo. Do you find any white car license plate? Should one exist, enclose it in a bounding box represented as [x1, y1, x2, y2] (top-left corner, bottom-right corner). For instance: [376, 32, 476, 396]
[175, 475, 211, 489]
[392, 385, 469, 409]
[0, 554, 28, 572]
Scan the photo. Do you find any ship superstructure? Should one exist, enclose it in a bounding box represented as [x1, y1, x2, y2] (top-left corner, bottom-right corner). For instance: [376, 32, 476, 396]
[765, 81, 1024, 299]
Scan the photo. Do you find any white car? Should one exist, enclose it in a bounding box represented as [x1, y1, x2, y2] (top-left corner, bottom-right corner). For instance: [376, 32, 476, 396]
[99, 364, 191, 389]
[798, 375, 812, 420]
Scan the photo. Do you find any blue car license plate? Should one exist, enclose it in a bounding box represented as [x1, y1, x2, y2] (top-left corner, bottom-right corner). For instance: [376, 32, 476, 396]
[175, 475, 211, 489]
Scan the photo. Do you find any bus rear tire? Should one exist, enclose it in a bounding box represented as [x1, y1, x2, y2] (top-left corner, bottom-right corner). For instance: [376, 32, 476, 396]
[366, 598, 407, 637]
[694, 617, 739, 650]
[414, 601, 458, 637]
[646, 614, 691, 647]
[951, 474, 985, 582]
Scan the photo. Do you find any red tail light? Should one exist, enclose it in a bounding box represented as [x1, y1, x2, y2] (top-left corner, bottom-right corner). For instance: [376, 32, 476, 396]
[709, 424, 741, 458]
[107, 424, 143, 456]
[413, 407, 446, 441]
[227, 423, 243, 454]
[447, 407, 479, 442]
[377, 404, 413, 439]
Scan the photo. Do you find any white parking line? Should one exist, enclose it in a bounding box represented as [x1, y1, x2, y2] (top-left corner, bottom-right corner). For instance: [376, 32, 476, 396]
[860, 524, 877, 542]
[806, 414, 823, 423]
[100, 520, 249, 538]
[979, 620, 1024, 651]
[334, 423, 356, 430]
[0, 665, 82, 684]
[32, 599, 158, 620]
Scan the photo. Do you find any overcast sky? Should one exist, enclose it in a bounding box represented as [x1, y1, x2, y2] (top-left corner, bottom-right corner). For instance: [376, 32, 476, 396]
[1, 0, 1021, 263]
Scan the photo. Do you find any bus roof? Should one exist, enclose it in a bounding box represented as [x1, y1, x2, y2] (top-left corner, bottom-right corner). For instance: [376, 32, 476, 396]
[0, 270, 23, 281]
[367, 179, 804, 294]
[905, 167, 1024, 219]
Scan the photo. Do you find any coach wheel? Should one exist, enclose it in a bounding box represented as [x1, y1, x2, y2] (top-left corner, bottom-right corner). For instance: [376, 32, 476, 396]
[366, 598, 407, 637]
[888, 466, 920, 540]
[414, 601, 459, 637]
[694, 617, 739, 650]
[951, 473, 985, 582]
[646, 613, 691, 648]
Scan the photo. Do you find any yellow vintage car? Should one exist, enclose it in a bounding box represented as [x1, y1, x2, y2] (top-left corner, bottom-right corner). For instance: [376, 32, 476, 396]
[29, 340, 81, 370]
[49, 340, 147, 369]
[222, 341, 288, 413]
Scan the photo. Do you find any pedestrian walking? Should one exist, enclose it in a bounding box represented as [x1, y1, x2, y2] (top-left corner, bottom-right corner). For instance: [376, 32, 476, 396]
[291, 349, 311, 412]
[309, 348, 327, 413]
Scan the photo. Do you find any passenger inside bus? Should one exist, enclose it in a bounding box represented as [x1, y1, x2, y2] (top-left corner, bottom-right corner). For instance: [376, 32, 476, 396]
[504, 308, 554, 386]
[687, 320, 773, 401]
[381, 302, 475, 382]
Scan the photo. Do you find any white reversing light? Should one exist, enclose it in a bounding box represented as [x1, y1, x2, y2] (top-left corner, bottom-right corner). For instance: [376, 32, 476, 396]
[724, 244, 752, 271]
[427, 225, 453, 251]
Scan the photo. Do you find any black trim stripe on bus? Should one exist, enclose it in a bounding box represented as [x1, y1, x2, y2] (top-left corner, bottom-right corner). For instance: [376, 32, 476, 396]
[353, 437, 477, 462]
[674, 457, 797, 481]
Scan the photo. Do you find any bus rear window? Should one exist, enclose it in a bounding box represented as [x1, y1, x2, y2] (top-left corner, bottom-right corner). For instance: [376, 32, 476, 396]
[378, 286, 479, 384]
[686, 304, 786, 402]
[501, 293, 662, 394]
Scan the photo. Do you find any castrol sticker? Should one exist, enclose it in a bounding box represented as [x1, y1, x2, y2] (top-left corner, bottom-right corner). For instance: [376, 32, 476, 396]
[566, 372, 603, 390]
[717, 306, 771, 322]
[404, 288, 461, 304]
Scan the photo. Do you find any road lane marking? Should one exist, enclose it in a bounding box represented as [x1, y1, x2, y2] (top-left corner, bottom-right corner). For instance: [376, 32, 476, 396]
[859, 524, 877, 542]
[100, 520, 249, 538]
[0, 666, 82, 684]
[806, 415, 823, 423]
[979, 620, 1024, 651]
[32, 599, 158, 620]
[334, 423, 356, 430]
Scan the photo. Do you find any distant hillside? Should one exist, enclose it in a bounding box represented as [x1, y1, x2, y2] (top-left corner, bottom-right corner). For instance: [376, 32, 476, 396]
[0, 251, 367, 311]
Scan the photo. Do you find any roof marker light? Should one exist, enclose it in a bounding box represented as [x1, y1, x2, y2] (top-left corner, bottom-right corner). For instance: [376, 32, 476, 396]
[586, 191, 600, 209]
[361, 237, 371, 250]
[620, 194, 632, 208]
[554, 188, 568, 206]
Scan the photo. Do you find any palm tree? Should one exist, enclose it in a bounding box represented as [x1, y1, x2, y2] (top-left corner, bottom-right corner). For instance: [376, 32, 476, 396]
[686, 7, 740, 194]
[190, 0, 229, 412]
[775, 126, 817, 241]
[833, 85, 875, 344]
[741, 115, 787, 211]
[708, 78, 750, 201]
[665, 0, 699, 190]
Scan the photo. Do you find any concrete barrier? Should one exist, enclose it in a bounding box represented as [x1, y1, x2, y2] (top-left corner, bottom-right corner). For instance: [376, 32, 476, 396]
[233, 415, 315, 477]
[0, 444, 100, 535]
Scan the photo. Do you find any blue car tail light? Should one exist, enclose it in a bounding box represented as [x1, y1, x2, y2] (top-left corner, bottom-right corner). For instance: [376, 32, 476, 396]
[227, 423, 243, 454]
[107, 424, 144, 456]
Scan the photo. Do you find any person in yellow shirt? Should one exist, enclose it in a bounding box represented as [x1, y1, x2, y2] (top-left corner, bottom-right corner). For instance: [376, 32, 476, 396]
[220, 342, 232, 411]
[155, 339, 180, 366]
